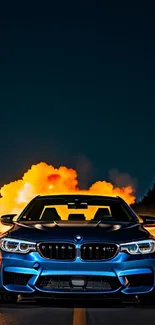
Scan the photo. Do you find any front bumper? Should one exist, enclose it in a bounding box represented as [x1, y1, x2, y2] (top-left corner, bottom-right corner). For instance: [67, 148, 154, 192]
[1, 250, 155, 297]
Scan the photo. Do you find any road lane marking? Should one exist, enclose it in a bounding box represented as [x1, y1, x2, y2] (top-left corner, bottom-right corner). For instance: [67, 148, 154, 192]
[73, 308, 86, 325]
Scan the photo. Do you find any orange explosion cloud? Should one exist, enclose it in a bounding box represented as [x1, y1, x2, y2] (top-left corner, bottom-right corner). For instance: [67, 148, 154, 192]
[0, 162, 136, 217]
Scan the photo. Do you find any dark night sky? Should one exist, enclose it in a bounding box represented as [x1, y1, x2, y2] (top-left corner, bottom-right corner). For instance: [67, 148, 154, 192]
[0, 1, 155, 199]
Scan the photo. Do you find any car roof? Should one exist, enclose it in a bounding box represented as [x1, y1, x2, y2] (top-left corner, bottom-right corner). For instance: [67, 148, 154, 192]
[35, 194, 121, 201]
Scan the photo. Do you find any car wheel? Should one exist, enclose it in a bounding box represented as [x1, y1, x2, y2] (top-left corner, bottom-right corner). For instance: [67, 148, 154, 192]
[138, 293, 155, 306]
[0, 293, 17, 304]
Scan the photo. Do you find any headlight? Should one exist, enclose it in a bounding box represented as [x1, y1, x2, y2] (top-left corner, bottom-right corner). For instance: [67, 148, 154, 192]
[0, 238, 36, 254]
[120, 240, 155, 255]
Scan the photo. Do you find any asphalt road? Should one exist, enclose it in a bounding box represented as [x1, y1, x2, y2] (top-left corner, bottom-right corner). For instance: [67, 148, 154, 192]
[0, 303, 155, 325]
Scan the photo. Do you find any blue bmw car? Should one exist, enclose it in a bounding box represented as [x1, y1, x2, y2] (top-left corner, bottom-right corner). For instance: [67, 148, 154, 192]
[0, 194, 155, 305]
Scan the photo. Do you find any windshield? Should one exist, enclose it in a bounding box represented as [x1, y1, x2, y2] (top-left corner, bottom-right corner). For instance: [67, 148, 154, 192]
[17, 195, 137, 223]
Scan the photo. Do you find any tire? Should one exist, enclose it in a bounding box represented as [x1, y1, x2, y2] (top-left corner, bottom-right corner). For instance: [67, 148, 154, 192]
[0, 293, 17, 304]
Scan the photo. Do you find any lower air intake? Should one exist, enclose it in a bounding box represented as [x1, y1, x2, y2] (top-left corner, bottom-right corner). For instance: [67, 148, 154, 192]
[36, 275, 120, 292]
[126, 274, 154, 287]
[3, 271, 32, 286]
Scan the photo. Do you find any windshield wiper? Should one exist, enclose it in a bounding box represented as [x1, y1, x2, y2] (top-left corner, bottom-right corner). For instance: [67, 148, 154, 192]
[95, 220, 102, 227]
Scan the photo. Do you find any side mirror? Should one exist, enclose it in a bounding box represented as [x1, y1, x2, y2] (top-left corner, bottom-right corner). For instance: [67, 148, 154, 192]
[0, 214, 17, 226]
[139, 215, 155, 226]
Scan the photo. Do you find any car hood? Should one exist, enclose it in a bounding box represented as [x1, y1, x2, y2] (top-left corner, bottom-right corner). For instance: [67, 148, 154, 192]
[6, 221, 151, 244]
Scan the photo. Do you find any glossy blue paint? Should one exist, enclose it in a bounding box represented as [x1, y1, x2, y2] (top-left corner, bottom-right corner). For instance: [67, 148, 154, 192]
[0, 194, 155, 298]
[1, 249, 155, 295]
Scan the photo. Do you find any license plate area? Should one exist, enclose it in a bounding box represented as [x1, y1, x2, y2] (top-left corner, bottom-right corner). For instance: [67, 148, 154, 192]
[70, 277, 86, 288]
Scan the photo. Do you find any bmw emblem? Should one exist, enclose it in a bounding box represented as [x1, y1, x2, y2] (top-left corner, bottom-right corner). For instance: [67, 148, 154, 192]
[74, 235, 83, 242]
